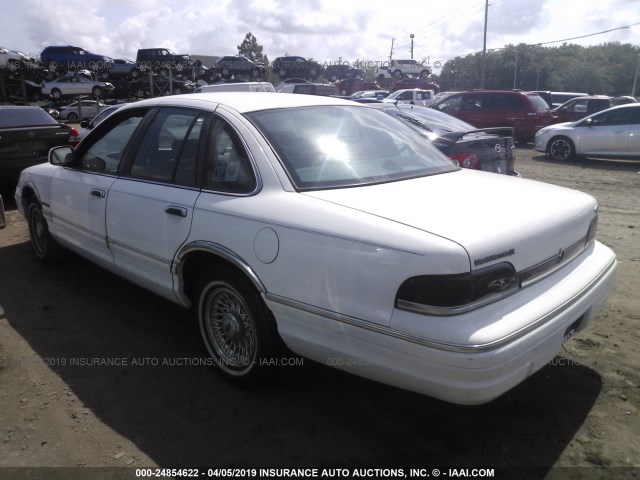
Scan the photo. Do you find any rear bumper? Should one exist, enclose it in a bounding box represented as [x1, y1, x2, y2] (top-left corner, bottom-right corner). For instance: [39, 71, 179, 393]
[268, 241, 616, 404]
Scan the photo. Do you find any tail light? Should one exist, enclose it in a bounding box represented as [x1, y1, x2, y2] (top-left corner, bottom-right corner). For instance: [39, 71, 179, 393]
[69, 127, 79, 148]
[396, 262, 520, 316]
[449, 153, 480, 169]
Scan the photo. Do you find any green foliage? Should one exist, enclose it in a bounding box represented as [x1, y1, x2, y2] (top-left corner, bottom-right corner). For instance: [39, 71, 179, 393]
[439, 42, 640, 96]
[237, 32, 269, 66]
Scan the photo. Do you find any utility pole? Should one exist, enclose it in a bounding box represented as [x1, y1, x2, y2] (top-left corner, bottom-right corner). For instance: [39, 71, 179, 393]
[410, 34, 414, 59]
[513, 49, 518, 89]
[632, 53, 640, 97]
[389, 38, 395, 63]
[480, 0, 489, 88]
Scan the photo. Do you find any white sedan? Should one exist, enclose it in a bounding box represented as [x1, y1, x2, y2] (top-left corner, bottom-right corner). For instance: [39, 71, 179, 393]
[41, 75, 114, 100]
[534, 103, 640, 161]
[12, 93, 616, 405]
[58, 100, 109, 121]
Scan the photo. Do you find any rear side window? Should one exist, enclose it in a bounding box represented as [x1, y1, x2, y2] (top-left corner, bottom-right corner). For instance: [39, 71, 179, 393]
[0, 108, 58, 127]
[204, 120, 256, 194]
[129, 107, 204, 185]
[490, 93, 526, 110]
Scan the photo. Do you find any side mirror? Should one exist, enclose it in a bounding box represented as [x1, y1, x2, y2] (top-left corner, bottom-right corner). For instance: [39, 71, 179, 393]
[80, 120, 90, 128]
[49, 146, 74, 166]
[584, 118, 593, 127]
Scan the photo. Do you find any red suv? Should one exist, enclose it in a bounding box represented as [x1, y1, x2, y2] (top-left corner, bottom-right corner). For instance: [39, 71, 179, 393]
[431, 90, 552, 143]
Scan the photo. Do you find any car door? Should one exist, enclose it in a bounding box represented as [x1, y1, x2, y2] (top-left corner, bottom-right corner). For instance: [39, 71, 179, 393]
[49, 108, 146, 268]
[563, 99, 588, 122]
[458, 93, 487, 127]
[627, 108, 640, 155]
[105, 107, 208, 301]
[576, 108, 634, 156]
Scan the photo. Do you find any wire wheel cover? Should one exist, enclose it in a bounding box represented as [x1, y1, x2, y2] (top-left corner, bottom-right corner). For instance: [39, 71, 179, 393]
[204, 286, 256, 369]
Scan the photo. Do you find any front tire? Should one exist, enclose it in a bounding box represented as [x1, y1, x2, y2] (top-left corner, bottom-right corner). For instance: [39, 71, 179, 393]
[195, 266, 279, 384]
[27, 201, 65, 263]
[548, 136, 575, 161]
[50, 88, 62, 100]
[393, 69, 403, 78]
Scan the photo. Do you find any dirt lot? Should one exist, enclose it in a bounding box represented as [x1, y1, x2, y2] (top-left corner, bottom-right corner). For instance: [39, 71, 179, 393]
[0, 147, 638, 480]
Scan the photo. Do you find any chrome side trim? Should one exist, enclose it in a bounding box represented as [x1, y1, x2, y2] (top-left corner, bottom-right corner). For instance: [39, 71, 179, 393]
[266, 255, 616, 354]
[175, 240, 266, 293]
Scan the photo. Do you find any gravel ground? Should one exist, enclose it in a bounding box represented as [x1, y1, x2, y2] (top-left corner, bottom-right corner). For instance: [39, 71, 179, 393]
[0, 147, 638, 480]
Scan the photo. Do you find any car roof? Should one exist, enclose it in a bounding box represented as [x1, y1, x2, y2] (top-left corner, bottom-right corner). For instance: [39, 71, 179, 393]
[129, 91, 363, 113]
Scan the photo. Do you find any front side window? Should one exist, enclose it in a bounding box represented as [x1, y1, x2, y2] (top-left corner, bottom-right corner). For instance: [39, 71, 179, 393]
[589, 108, 634, 127]
[434, 95, 462, 113]
[566, 100, 587, 113]
[248, 105, 457, 191]
[77, 109, 145, 174]
[461, 94, 484, 111]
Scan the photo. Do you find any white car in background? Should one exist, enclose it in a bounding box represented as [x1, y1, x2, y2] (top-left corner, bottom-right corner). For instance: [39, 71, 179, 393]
[58, 99, 109, 121]
[41, 75, 114, 100]
[534, 103, 640, 161]
[77, 103, 129, 141]
[11, 93, 616, 405]
[383, 88, 436, 107]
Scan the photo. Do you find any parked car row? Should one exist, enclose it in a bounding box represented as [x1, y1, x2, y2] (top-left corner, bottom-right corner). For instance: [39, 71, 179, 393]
[429, 89, 638, 148]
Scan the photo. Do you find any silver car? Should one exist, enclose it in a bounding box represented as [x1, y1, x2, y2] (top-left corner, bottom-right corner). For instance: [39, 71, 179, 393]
[534, 103, 640, 161]
[42, 75, 114, 100]
[58, 100, 109, 121]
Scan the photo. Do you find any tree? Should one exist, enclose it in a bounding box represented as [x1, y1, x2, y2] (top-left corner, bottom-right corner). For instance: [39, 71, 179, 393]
[237, 33, 269, 66]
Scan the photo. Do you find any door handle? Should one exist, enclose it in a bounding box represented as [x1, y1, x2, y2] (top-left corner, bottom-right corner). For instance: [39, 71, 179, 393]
[90, 189, 105, 198]
[165, 206, 188, 217]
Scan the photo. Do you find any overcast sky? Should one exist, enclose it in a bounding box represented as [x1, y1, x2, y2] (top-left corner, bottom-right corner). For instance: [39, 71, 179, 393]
[2, 0, 639, 70]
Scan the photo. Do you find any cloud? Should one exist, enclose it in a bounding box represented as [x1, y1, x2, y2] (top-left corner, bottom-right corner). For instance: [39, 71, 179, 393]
[22, 0, 109, 52]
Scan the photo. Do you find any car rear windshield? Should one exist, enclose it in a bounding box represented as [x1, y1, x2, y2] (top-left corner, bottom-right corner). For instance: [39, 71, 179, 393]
[247, 105, 458, 190]
[527, 94, 551, 112]
[0, 108, 59, 128]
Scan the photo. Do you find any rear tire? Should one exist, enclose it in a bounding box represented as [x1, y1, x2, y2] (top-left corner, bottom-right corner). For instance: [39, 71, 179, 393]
[548, 136, 576, 161]
[195, 266, 280, 385]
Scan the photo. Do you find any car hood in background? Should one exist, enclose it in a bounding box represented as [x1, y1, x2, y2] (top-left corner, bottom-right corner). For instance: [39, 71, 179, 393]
[303, 170, 596, 273]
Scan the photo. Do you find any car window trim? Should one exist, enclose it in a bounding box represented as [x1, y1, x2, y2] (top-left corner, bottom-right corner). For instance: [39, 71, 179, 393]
[200, 115, 261, 196]
[70, 106, 151, 175]
[119, 106, 212, 188]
